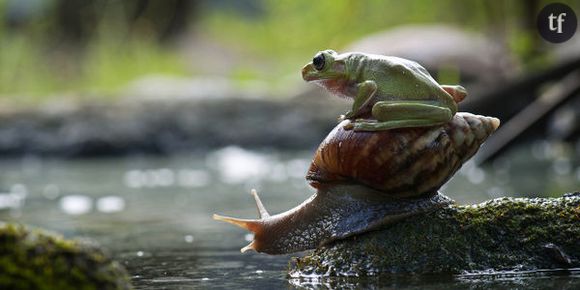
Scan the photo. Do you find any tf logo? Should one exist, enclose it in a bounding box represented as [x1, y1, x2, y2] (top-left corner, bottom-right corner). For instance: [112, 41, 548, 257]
[537, 3, 577, 43]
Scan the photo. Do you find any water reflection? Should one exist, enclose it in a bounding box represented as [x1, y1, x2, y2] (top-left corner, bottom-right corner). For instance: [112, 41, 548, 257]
[459, 161, 486, 184]
[96, 196, 126, 213]
[0, 144, 578, 289]
[124, 168, 212, 189]
[0, 184, 27, 210]
[288, 269, 580, 289]
[42, 184, 61, 200]
[59, 195, 92, 215]
[184, 235, 194, 243]
[210, 146, 274, 184]
[207, 146, 310, 185]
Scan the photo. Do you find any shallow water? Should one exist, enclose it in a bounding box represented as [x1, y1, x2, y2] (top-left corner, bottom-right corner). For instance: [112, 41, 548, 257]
[0, 142, 579, 289]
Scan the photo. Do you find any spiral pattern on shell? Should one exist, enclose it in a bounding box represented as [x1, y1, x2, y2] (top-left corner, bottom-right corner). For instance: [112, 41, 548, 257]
[307, 112, 500, 198]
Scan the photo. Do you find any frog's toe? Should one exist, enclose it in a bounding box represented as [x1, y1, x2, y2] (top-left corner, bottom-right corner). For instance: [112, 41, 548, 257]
[353, 121, 381, 131]
[442, 85, 467, 103]
[342, 123, 354, 130]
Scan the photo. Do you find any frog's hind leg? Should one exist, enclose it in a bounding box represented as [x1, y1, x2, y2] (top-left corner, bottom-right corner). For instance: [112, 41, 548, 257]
[353, 101, 452, 131]
[441, 85, 467, 103]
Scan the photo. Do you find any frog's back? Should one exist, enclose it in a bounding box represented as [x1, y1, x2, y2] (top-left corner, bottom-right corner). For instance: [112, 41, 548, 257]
[361, 55, 454, 105]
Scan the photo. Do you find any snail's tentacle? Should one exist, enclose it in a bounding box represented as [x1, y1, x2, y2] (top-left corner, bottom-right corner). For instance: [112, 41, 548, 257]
[240, 241, 256, 253]
[213, 189, 271, 253]
[212, 214, 263, 234]
[241, 241, 257, 253]
[251, 189, 270, 218]
[212, 213, 265, 253]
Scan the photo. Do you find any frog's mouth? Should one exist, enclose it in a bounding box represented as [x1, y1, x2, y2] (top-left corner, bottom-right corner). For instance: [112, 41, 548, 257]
[302, 66, 342, 86]
[302, 63, 351, 98]
[301, 64, 319, 81]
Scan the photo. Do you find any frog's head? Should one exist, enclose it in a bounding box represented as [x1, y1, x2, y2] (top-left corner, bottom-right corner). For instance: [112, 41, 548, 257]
[302, 50, 350, 95]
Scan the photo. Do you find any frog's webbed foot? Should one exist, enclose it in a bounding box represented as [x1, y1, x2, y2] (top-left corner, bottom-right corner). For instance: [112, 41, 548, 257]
[342, 119, 370, 130]
[340, 110, 365, 123]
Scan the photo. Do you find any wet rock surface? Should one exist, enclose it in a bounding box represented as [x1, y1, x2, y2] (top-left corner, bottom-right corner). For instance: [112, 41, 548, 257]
[0, 222, 132, 290]
[289, 192, 580, 277]
[0, 96, 343, 157]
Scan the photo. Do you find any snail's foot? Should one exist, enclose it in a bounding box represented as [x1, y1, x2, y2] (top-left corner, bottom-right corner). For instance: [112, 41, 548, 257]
[321, 190, 454, 245]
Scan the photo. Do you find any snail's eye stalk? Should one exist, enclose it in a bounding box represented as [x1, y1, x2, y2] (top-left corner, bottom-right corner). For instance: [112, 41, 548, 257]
[313, 53, 325, 71]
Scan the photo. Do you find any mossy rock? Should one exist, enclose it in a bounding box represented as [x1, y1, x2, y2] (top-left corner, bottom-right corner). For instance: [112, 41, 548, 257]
[289, 192, 580, 277]
[0, 223, 132, 290]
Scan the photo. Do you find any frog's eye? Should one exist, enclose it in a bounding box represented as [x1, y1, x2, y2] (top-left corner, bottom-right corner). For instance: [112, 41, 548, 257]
[313, 53, 325, 71]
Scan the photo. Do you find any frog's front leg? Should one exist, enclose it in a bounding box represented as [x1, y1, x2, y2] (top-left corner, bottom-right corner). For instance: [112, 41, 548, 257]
[353, 101, 453, 131]
[344, 80, 377, 119]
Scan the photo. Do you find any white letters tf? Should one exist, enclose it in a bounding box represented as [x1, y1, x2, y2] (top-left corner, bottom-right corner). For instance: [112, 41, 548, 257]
[549, 13, 567, 33]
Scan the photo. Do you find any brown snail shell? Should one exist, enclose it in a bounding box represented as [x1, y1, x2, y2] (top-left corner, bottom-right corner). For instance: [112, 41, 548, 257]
[308, 113, 499, 198]
[214, 112, 500, 254]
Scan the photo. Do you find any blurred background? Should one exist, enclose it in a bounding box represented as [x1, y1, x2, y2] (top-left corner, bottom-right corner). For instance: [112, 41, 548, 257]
[0, 0, 579, 288]
[0, 0, 576, 100]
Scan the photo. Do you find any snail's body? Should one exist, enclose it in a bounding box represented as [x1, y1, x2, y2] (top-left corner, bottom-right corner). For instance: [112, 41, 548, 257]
[214, 113, 499, 254]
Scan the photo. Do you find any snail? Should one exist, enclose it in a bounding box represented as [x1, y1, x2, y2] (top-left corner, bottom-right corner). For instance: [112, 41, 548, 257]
[214, 51, 499, 254]
[214, 112, 500, 254]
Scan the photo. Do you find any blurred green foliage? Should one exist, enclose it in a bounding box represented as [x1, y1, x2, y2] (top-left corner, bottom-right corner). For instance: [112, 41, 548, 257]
[0, 0, 577, 102]
[0, 0, 188, 103]
[206, 0, 487, 54]
[0, 27, 187, 101]
[204, 0, 491, 90]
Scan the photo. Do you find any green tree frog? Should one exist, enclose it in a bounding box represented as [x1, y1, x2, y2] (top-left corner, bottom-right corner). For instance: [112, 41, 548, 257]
[302, 50, 467, 131]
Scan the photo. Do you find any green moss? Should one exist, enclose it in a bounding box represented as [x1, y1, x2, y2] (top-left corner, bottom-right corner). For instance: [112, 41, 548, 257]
[0, 223, 132, 290]
[289, 193, 580, 277]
